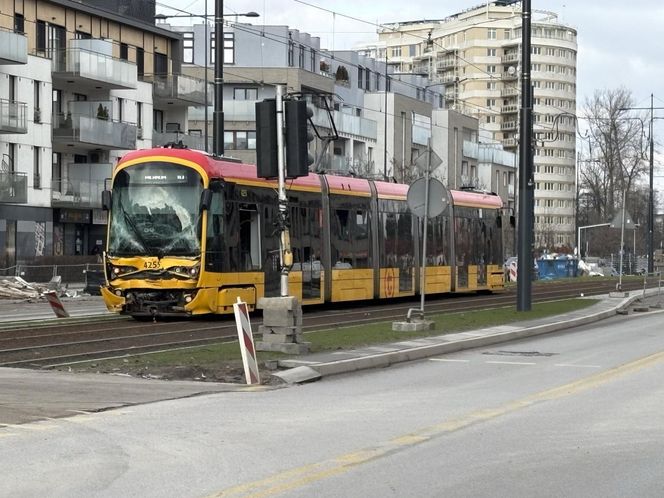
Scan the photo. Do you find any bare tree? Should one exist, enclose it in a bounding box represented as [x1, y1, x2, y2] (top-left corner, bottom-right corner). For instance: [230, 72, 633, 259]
[579, 87, 649, 224]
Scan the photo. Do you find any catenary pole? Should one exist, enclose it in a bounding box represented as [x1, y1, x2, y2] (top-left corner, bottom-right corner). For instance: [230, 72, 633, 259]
[517, 0, 533, 311]
[213, 0, 224, 156]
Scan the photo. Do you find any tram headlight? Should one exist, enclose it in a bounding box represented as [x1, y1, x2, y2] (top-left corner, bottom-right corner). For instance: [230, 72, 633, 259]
[110, 265, 137, 277]
[169, 264, 200, 278]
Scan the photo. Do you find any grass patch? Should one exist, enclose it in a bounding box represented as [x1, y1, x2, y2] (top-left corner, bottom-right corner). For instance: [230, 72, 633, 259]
[73, 298, 597, 375]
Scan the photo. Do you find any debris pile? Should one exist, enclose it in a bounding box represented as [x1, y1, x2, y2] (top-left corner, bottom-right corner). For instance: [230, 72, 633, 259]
[0, 276, 42, 300]
[0, 276, 80, 300]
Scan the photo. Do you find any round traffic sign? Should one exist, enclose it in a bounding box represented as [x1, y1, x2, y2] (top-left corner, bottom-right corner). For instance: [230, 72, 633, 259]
[406, 177, 448, 218]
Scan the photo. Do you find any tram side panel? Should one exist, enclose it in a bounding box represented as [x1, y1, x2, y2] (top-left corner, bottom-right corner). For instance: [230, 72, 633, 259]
[377, 197, 417, 298]
[327, 192, 374, 302]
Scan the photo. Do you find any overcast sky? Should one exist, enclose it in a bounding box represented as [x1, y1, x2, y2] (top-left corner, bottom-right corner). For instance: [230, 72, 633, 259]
[160, 0, 664, 107]
[159, 0, 664, 184]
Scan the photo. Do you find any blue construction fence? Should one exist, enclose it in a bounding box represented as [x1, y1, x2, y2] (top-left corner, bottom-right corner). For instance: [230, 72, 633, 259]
[537, 257, 578, 280]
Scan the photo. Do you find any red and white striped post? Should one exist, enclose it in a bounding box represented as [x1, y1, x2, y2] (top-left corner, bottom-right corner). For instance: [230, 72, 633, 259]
[233, 297, 260, 385]
[44, 291, 70, 318]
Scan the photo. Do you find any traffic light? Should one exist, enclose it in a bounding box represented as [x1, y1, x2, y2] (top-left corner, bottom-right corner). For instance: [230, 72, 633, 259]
[285, 99, 314, 178]
[255, 99, 278, 179]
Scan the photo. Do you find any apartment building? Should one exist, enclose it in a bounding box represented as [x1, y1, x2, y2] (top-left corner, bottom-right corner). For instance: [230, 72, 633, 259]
[0, 0, 207, 268]
[162, 20, 440, 180]
[367, 2, 578, 250]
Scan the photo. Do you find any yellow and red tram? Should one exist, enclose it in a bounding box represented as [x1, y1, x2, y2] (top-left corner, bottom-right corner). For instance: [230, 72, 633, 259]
[101, 146, 505, 318]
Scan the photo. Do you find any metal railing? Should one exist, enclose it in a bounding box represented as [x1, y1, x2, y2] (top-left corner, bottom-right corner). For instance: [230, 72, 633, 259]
[0, 263, 103, 285]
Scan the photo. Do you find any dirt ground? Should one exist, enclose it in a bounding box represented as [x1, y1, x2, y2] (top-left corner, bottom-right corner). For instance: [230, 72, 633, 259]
[71, 359, 285, 386]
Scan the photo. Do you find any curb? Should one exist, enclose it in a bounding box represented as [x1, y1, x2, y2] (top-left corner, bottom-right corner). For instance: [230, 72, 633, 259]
[277, 291, 659, 383]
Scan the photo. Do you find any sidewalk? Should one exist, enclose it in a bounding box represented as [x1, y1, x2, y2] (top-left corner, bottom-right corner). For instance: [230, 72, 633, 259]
[273, 288, 664, 384]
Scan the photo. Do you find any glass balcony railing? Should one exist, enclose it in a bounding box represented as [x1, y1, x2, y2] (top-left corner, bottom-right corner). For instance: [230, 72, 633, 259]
[145, 74, 211, 106]
[0, 99, 27, 134]
[0, 27, 27, 65]
[53, 113, 137, 150]
[51, 47, 137, 90]
[0, 171, 27, 203]
[153, 131, 210, 151]
[51, 178, 107, 208]
[312, 109, 378, 140]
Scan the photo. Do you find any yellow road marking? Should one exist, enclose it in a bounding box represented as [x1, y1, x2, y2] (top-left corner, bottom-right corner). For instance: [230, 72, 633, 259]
[207, 350, 664, 498]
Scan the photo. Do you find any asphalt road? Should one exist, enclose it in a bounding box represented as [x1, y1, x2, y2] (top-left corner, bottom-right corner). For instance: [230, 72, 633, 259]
[1, 307, 664, 497]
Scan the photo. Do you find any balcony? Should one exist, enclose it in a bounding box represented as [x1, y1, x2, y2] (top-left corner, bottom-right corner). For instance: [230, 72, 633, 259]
[153, 131, 210, 151]
[502, 137, 517, 148]
[501, 104, 518, 114]
[501, 121, 517, 131]
[51, 40, 137, 91]
[51, 178, 106, 209]
[0, 27, 27, 65]
[501, 53, 519, 64]
[501, 87, 519, 97]
[144, 73, 212, 107]
[53, 112, 137, 151]
[311, 109, 377, 141]
[0, 171, 27, 203]
[0, 99, 27, 134]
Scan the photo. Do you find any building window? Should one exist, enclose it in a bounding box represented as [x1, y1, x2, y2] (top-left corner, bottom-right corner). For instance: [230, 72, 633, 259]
[153, 109, 164, 132]
[120, 43, 128, 61]
[487, 65, 496, 73]
[225, 130, 257, 150]
[233, 88, 258, 100]
[34, 147, 41, 189]
[36, 20, 46, 54]
[7, 143, 16, 172]
[487, 48, 496, 57]
[391, 46, 401, 57]
[183, 32, 194, 64]
[154, 52, 168, 75]
[210, 32, 234, 64]
[14, 13, 24, 34]
[310, 49, 316, 72]
[136, 47, 144, 78]
[488, 28, 497, 40]
[75, 30, 91, 39]
[34, 80, 41, 122]
[117, 98, 124, 122]
[137, 102, 143, 132]
[299, 44, 305, 68]
[210, 31, 216, 65]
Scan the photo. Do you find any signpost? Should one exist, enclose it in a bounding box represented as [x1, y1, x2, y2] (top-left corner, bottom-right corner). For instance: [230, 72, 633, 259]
[399, 141, 448, 327]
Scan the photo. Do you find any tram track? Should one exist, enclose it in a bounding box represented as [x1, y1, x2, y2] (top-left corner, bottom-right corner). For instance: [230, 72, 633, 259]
[0, 277, 656, 369]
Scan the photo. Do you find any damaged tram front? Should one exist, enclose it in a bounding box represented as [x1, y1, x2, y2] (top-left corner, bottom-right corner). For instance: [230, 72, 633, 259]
[101, 148, 218, 318]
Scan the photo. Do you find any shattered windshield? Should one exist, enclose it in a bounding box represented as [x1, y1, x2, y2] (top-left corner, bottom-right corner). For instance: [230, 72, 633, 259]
[108, 162, 204, 257]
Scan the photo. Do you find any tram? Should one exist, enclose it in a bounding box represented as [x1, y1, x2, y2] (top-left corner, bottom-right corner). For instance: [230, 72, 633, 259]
[101, 145, 506, 318]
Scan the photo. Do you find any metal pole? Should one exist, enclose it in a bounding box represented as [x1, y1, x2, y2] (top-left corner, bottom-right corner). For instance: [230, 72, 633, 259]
[619, 189, 626, 290]
[649, 93, 654, 274]
[213, 0, 224, 156]
[383, 52, 388, 179]
[276, 85, 288, 297]
[420, 139, 432, 314]
[517, 0, 533, 311]
[204, 0, 209, 152]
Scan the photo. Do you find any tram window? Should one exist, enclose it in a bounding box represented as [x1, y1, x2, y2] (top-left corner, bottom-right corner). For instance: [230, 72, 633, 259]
[205, 190, 225, 272]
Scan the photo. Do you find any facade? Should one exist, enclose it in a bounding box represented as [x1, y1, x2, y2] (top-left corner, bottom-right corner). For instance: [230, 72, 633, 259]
[165, 20, 443, 182]
[366, 2, 578, 249]
[0, 0, 207, 268]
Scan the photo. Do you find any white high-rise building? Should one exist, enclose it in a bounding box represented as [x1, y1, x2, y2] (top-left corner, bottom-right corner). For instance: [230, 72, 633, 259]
[367, 2, 578, 250]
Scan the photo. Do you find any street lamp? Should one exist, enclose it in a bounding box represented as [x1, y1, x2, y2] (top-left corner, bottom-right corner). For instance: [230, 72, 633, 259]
[156, 7, 259, 156]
